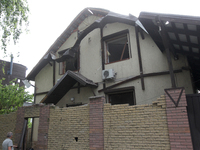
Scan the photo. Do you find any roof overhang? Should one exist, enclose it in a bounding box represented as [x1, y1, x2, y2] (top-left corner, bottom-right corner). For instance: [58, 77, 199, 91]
[40, 70, 98, 104]
[26, 8, 140, 81]
[139, 12, 200, 89]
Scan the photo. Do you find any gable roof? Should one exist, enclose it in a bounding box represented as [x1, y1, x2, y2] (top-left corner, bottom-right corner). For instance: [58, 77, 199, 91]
[139, 12, 200, 89]
[26, 8, 140, 81]
[26, 8, 109, 81]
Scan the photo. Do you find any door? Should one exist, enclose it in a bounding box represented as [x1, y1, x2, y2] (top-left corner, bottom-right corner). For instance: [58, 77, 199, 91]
[186, 94, 200, 150]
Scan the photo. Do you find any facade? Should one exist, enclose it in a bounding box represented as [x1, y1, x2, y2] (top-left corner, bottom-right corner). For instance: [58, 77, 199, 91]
[1, 8, 200, 150]
[27, 8, 195, 107]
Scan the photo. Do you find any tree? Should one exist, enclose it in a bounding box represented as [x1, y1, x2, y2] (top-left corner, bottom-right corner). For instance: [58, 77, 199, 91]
[0, 0, 29, 53]
[0, 78, 33, 114]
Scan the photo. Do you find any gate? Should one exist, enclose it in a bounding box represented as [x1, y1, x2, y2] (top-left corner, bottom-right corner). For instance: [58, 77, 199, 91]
[186, 94, 200, 150]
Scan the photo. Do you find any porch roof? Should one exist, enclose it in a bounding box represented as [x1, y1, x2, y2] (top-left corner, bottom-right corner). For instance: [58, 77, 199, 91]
[40, 70, 98, 104]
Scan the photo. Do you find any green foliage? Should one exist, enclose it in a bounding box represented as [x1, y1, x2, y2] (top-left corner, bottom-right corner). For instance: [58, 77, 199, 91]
[0, 78, 33, 114]
[28, 118, 32, 128]
[0, 0, 29, 53]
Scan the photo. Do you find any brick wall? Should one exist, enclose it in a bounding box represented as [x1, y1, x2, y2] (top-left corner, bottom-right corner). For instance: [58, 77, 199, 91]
[0, 112, 17, 150]
[0, 92, 194, 150]
[48, 105, 89, 150]
[104, 95, 170, 150]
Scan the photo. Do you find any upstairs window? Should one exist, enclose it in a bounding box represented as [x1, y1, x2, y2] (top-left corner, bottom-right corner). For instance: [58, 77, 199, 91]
[59, 49, 79, 75]
[103, 30, 131, 64]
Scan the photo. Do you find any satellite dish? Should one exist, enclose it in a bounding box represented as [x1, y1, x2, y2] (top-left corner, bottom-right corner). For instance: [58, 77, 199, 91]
[22, 80, 32, 88]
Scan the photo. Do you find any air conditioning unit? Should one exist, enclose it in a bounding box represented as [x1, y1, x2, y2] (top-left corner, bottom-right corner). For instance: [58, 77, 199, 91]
[102, 69, 115, 80]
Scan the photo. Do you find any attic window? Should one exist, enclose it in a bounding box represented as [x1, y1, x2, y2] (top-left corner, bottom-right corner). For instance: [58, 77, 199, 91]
[59, 50, 79, 75]
[103, 30, 131, 64]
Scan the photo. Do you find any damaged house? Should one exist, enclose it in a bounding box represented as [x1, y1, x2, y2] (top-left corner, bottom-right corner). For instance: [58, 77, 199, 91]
[1, 7, 200, 150]
[27, 8, 195, 106]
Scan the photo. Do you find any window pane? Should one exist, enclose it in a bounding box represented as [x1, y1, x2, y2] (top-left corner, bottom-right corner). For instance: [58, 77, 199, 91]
[109, 91, 134, 105]
[106, 35, 129, 63]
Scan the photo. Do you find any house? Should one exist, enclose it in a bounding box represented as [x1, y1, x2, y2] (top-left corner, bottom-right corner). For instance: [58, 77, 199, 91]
[26, 8, 197, 107]
[23, 8, 200, 149]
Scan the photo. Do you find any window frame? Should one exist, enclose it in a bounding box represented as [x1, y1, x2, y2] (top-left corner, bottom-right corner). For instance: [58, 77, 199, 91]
[102, 29, 132, 64]
[58, 48, 80, 75]
[104, 86, 136, 105]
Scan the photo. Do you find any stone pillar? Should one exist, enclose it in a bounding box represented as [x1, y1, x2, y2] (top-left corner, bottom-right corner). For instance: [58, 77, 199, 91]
[165, 88, 193, 150]
[89, 96, 105, 150]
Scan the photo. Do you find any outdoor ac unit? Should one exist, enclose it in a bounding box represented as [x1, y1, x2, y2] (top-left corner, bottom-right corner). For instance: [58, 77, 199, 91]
[102, 69, 115, 80]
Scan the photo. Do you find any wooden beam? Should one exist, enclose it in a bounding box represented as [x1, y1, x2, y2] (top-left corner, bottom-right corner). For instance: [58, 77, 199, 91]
[100, 27, 106, 93]
[98, 69, 182, 93]
[35, 91, 49, 96]
[135, 26, 145, 90]
[53, 61, 56, 86]
[157, 19, 176, 88]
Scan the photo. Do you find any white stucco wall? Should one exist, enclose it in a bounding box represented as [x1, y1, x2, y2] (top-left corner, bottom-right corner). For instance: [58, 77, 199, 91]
[34, 14, 194, 106]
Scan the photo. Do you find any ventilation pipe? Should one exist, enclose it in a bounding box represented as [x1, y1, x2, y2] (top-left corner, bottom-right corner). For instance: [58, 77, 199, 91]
[8, 54, 13, 75]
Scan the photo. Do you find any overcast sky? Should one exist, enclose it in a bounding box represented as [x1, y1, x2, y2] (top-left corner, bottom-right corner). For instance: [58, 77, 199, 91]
[1, 0, 200, 78]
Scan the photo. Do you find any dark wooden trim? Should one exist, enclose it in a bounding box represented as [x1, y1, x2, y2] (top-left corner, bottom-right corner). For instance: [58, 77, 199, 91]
[104, 86, 135, 94]
[157, 18, 176, 88]
[99, 75, 140, 93]
[78, 82, 80, 94]
[165, 87, 184, 107]
[98, 69, 182, 92]
[53, 61, 56, 86]
[102, 29, 129, 41]
[100, 27, 106, 93]
[135, 26, 145, 90]
[139, 28, 145, 40]
[58, 48, 70, 55]
[77, 46, 80, 71]
[34, 83, 36, 103]
[35, 91, 49, 96]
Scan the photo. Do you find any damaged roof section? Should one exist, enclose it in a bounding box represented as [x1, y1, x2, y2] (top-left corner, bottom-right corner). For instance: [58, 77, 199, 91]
[26, 8, 142, 81]
[139, 12, 200, 89]
[40, 70, 98, 105]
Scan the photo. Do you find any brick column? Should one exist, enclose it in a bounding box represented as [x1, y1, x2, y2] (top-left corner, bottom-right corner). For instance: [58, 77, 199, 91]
[14, 107, 25, 145]
[89, 96, 105, 150]
[165, 88, 193, 150]
[37, 105, 50, 150]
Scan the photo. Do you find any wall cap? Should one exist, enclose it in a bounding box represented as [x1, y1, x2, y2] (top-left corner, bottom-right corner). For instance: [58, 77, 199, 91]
[89, 95, 105, 100]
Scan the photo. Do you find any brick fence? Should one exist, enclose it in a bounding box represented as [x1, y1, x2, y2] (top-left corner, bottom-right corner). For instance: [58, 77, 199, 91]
[165, 88, 193, 150]
[0, 90, 194, 150]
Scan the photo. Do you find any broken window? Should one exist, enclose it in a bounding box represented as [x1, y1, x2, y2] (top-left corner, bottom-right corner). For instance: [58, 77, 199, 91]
[103, 30, 131, 64]
[105, 87, 135, 105]
[59, 50, 79, 75]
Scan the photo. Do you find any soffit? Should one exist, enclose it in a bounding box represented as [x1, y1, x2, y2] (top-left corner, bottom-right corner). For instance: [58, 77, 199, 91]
[139, 12, 200, 89]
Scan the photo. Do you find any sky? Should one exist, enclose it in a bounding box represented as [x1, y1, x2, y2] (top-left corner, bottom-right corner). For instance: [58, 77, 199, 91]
[1, 0, 200, 93]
